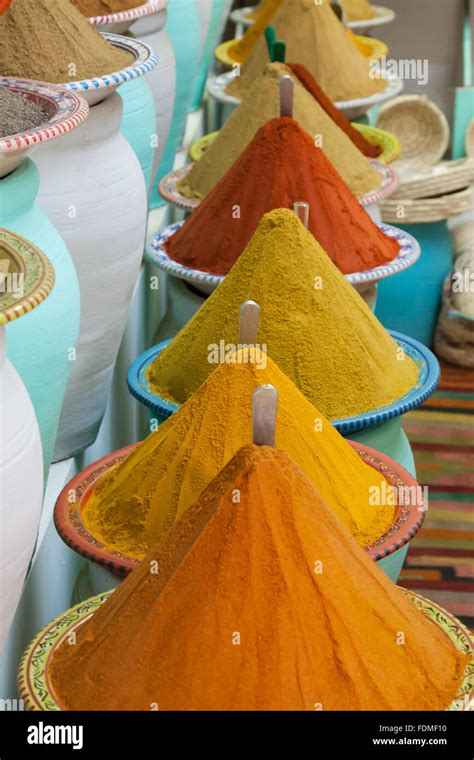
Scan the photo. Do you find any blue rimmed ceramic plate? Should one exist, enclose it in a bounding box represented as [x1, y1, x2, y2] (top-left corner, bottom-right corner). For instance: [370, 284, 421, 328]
[64, 33, 158, 106]
[145, 221, 420, 291]
[346, 224, 420, 284]
[332, 332, 440, 434]
[127, 341, 179, 417]
[206, 70, 404, 120]
[127, 332, 440, 433]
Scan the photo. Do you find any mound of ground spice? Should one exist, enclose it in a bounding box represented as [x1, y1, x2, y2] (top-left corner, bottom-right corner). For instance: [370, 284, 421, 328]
[0, 0, 134, 83]
[179, 64, 381, 201]
[84, 349, 394, 559]
[71, 0, 143, 15]
[231, 0, 284, 63]
[227, 0, 386, 102]
[51, 444, 468, 711]
[152, 209, 417, 415]
[343, 0, 377, 21]
[171, 119, 398, 276]
[287, 63, 381, 158]
[0, 88, 48, 138]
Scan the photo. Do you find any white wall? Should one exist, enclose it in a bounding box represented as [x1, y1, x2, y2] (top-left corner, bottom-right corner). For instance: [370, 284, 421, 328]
[380, 0, 472, 135]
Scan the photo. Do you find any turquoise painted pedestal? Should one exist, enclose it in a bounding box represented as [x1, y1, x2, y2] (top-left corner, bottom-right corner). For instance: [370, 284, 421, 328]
[376, 221, 452, 347]
[347, 416, 415, 478]
[119, 77, 157, 192]
[0, 160, 80, 480]
[150, 0, 201, 208]
[376, 545, 409, 583]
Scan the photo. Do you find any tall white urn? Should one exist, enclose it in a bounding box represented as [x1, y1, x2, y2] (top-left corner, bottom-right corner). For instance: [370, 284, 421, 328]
[0, 230, 54, 651]
[132, 7, 177, 201]
[35, 93, 148, 460]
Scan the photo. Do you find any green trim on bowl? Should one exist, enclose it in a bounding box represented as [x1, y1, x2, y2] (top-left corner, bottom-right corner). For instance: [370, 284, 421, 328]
[354, 123, 401, 164]
[18, 590, 473, 711]
[189, 126, 400, 165]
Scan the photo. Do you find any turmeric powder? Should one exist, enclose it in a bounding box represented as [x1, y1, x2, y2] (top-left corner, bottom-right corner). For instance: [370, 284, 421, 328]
[149, 209, 418, 419]
[51, 445, 468, 711]
[84, 349, 395, 559]
[231, 0, 284, 64]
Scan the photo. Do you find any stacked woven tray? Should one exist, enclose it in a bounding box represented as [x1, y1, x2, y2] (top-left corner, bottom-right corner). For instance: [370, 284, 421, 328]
[378, 95, 474, 223]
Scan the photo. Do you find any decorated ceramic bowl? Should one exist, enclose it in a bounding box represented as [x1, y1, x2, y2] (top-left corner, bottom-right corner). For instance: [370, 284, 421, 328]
[207, 70, 404, 121]
[0, 228, 55, 324]
[215, 35, 388, 67]
[127, 332, 439, 438]
[189, 124, 401, 165]
[158, 159, 398, 212]
[54, 438, 425, 581]
[230, 4, 396, 33]
[63, 33, 158, 106]
[17, 590, 473, 711]
[87, 0, 167, 34]
[352, 123, 401, 163]
[145, 221, 419, 295]
[0, 78, 89, 179]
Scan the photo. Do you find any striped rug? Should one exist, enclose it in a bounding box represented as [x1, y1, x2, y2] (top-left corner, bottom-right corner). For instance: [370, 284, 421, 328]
[399, 362, 474, 628]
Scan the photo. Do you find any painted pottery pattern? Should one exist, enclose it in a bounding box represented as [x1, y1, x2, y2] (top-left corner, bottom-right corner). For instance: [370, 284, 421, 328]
[87, 0, 167, 27]
[158, 161, 399, 212]
[127, 334, 440, 436]
[17, 591, 473, 711]
[53, 438, 424, 575]
[0, 229, 55, 324]
[0, 79, 88, 152]
[146, 222, 419, 289]
[64, 33, 158, 101]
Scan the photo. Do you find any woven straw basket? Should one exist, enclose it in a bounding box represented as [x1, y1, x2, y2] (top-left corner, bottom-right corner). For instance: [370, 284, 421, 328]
[391, 158, 474, 200]
[380, 186, 473, 224]
[466, 119, 474, 157]
[377, 95, 450, 166]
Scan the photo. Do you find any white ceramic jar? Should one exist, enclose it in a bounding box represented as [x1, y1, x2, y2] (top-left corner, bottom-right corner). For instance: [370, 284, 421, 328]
[0, 160, 80, 482]
[132, 8, 177, 201]
[0, 331, 43, 652]
[35, 93, 148, 460]
[0, 231, 54, 652]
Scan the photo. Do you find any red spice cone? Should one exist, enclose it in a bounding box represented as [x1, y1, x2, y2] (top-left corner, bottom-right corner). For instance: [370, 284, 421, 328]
[166, 117, 399, 276]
